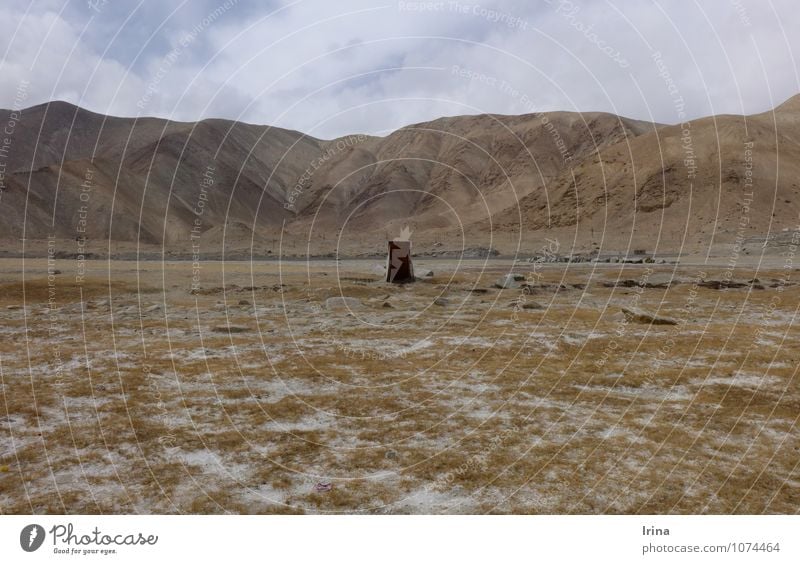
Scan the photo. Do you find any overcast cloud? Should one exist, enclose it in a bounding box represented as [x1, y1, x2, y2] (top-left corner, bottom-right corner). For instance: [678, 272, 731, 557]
[0, 0, 798, 139]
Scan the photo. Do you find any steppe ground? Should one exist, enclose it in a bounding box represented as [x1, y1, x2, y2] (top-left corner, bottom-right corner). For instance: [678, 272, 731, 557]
[0, 256, 798, 514]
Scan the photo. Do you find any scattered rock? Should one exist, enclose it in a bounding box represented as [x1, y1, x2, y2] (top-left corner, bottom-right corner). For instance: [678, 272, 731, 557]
[212, 324, 250, 333]
[644, 273, 683, 288]
[144, 304, 161, 313]
[603, 273, 683, 289]
[493, 274, 521, 289]
[461, 246, 499, 258]
[509, 300, 544, 309]
[325, 297, 364, 311]
[561, 333, 585, 345]
[385, 450, 398, 460]
[698, 279, 750, 289]
[417, 269, 434, 277]
[238, 299, 250, 306]
[382, 301, 393, 308]
[340, 276, 376, 285]
[433, 297, 449, 306]
[621, 307, 678, 325]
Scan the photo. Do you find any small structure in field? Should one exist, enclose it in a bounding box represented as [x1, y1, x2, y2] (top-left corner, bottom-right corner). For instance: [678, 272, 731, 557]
[386, 226, 415, 283]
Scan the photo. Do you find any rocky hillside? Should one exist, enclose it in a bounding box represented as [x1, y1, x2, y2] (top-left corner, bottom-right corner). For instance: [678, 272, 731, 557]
[1, 96, 798, 257]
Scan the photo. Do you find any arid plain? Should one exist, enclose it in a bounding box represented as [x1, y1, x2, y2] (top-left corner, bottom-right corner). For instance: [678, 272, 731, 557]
[1, 256, 798, 514]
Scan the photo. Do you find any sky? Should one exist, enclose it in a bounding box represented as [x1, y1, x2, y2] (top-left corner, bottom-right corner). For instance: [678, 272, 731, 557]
[0, 0, 798, 139]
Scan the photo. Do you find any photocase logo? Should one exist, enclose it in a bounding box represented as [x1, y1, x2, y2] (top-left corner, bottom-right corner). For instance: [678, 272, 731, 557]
[20, 524, 45, 552]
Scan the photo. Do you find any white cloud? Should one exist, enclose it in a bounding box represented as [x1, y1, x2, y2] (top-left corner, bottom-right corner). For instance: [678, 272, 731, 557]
[0, 0, 798, 138]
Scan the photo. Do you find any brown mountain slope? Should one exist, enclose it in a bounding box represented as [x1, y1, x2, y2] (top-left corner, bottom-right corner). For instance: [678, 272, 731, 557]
[1, 97, 798, 257]
[285, 111, 659, 245]
[488, 94, 800, 254]
[0, 101, 323, 245]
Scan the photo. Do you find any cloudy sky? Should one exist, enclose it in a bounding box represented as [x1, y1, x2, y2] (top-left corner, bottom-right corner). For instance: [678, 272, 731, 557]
[1, 0, 798, 139]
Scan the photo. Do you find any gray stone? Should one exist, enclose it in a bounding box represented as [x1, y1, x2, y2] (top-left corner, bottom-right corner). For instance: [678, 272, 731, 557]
[621, 307, 678, 325]
[509, 300, 544, 310]
[698, 279, 749, 289]
[212, 324, 251, 333]
[493, 274, 521, 289]
[644, 273, 681, 288]
[468, 288, 489, 294]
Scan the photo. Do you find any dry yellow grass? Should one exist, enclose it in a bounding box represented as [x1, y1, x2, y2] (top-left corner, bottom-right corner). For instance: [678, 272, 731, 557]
[0, 258, 798, 514]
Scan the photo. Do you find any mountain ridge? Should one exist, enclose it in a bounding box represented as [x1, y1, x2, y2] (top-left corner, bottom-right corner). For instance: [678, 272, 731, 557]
[1, 95, 799, 257]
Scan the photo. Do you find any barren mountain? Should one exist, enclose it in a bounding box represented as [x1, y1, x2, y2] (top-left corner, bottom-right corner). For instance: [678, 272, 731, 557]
[1, 97, 798, 257]
[491, 94, 800, 254]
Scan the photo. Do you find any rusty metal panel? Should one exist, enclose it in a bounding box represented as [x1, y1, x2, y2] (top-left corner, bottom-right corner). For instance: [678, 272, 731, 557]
[386, 240, 414, 283]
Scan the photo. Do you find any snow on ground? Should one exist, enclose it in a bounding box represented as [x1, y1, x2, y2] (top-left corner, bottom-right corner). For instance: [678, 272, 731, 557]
[1, 259, 798, 514]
